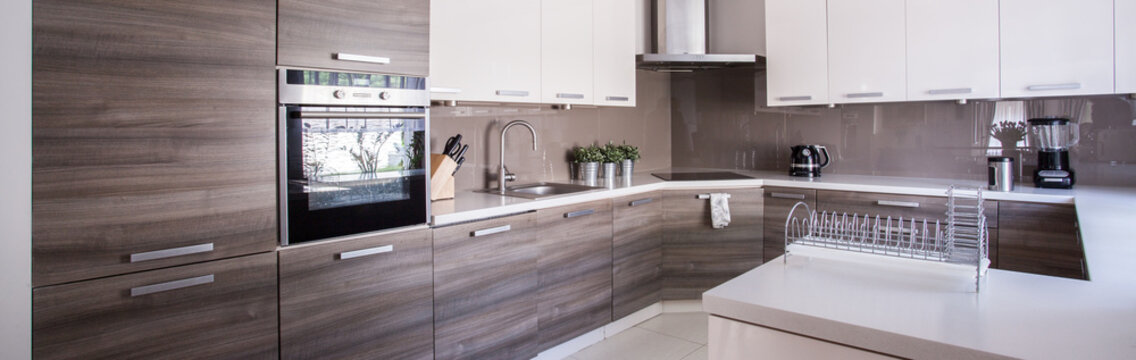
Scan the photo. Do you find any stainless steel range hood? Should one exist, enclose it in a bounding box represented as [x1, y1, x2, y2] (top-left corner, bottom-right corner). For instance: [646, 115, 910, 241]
[638, 0, 761, 72]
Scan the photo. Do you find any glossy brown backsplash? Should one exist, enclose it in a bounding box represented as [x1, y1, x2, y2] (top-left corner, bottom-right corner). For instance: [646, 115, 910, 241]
[671, 68, 1136, 188]
[431, 71, 672, 192]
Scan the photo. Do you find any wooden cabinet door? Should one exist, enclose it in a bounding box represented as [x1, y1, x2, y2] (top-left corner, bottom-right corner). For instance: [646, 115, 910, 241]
[662, 188, 763, 300]
[612, 192, 663, 320]
[541, 0, 594, 105]
[278, 0, 430, 76]
[592, 0, 637, 107]
[998, 202, 1086, 280]
[32, 0, 277, 287]
[906, 0, 1000, 101]
[1000, 0, 1114, 97]
[433, 213, 539, 360]
[765, 0, 830, 106]
[816, 191, 1000, 228]
[762, 188, 817, 263]
[280, 228, 433, 360]
[430, 0, 542, 103]
[33, 253, 278, 360]
[827, 0, 907, 104]
[537, 200, 613, 351]
[1118, 0, 1136, 93]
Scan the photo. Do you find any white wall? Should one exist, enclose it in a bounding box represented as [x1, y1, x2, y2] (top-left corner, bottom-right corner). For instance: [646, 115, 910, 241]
[1, 0, 32, 358]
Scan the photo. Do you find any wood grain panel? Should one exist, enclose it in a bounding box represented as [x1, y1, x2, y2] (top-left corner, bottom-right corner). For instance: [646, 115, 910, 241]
[280, 228, 433, 360]
[662, 188, 763, 300]
[537, 200, 613, 351]
[612, 192, 663, 320]
[762, 187, 817, 263]
[433, 213, 539, 360]
[816, 190, 1000, 228]
[33, 253, 278, 360]
[998, 201, 1085, 280]
[32, 0, 277, 286]
[278, 0, 430, 76]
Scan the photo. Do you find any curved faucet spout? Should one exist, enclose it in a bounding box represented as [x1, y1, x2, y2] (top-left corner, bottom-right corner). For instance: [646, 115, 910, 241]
[499, 120, 539, 194]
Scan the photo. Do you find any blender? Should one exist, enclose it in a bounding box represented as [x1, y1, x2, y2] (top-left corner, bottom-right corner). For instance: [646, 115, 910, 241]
[1027, 117, 1078, 189]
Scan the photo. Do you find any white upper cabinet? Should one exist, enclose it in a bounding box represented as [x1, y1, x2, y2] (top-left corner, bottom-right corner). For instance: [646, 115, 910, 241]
[542, 0, 594, 105]
[1000, 0, 1114, 98]
[593, 0, 636, 107]
[906, 0, 999, 101]
[827, 0, 907, 104]
[765, 0, 829, 106]
[430, 0, 542, 103]
[1118, 0, 1136, 93]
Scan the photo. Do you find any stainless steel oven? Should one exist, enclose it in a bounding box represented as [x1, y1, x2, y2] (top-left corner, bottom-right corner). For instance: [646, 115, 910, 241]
[278, 68, 429, 245]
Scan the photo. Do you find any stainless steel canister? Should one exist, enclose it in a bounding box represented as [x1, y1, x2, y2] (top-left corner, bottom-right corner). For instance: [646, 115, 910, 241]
[988, 157, 1015, 192]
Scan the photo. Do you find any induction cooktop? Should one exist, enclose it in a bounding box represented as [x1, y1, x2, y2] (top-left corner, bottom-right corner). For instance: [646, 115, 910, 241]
[651, 171, 753, 181]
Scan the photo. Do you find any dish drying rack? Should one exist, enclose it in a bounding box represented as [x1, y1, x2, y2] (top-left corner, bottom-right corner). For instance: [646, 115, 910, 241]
[784, 185, 990, 292]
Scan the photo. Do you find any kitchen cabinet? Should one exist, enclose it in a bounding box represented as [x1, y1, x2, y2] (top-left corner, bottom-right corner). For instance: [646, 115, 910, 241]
[827, 0, 907, 104]
[279, 228, 433, 360]
[998, 202, 1085, 280]
[1118, 0, 1136, 93]
[906, 0, 1000, 101]
[816, 191, 1000, 228]
[542, 0, 594, 105]
[433, 212, 539, 360]
[430, 0, 542, 103]
[765, 0, 829, 106]
[592, 0, 637, 107]
[33, 253, 278, 359]
[612, 192, 663, 320]
[537, 200, 613, 351]
[662, 188, 764, 300]
[32, 0, 277, 287]
[762, 187, 817, 263]
[1000, 0, 1115, 98]
[278, 0, 429, 76]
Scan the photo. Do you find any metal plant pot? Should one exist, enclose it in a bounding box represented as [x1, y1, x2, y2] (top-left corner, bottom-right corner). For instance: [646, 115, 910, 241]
[603, 162, 617, 188]
[579, 162, 600, 186]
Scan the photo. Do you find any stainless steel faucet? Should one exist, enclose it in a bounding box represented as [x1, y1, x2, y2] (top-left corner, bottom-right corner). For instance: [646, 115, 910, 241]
[498, 120, 538, 194]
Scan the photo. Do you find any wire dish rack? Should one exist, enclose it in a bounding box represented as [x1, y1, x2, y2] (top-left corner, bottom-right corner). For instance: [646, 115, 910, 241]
[784, 185, 990, 292]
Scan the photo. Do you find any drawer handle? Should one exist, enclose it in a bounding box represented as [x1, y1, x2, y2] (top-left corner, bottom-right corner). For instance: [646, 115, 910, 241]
[606, 96, 630, 102]
[333, 53, 391, 65]
[927, 88, 973, 95]
[846, 92, 884, 99]
[564, 209, 595, 218]
[130, 243, 214, 263]
[496, 90, 530, 97]
[770, 192, 806, 200]
[1027, 83, 1081, 91]
[876, 200, 921, 208]
[778, 95, 813, 101]
[629, 198, 654, 207]
[472, 225, 511, 237]
[130, 274, 214, 297]
[338, 245, 394, 260]
[557, 93, 585, 99]
[431, 87, 463, 94]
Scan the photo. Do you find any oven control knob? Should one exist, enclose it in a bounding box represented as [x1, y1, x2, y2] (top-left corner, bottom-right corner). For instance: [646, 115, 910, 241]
[379, 91, 391, 100]
[333, 90, 346, 99]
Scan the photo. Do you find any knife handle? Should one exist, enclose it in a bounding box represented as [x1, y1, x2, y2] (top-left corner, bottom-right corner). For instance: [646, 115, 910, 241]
[452, 157, 465, 175]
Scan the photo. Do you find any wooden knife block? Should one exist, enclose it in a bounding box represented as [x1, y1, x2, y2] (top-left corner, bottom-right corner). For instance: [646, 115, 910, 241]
[429, 154, 456, 201]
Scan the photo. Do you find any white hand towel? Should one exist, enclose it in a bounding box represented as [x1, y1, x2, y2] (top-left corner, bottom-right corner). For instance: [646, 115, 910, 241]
[710, 193, 732, 229]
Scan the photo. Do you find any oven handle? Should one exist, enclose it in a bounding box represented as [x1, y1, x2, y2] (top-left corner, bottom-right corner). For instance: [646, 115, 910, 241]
[297, 112, 427, 119]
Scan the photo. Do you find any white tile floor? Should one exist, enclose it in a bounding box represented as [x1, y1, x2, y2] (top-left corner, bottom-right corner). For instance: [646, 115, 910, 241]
[568, 312, 709, 360]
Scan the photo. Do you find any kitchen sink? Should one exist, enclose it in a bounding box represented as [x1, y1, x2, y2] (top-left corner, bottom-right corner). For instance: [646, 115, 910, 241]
[489, 182, 604, 200]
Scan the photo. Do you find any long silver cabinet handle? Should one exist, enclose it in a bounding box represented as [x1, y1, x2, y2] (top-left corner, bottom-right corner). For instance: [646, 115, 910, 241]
[629, 198, 654, 207]
[334, 53, 391, 65]
[876, 200, 921, 208]
[130, 243, 214, 263]
[606, 96, 630, 102]
[472, 225, 512, 237]
[130, 274, 214, 297]
[338, 245, 394, 260]
[431, 87, 463, 94]
[298, 112, 427, 119]
[557, 93, 585, 100]
[778, 95, 813, 101]
[770, 192, 806, 200]
[564, 209, 595, 218]
[1027, 83, 1081, 91]
[846, 92, 884, 99]
[927, 88, 973, 95]
[496, 90, 530, 97]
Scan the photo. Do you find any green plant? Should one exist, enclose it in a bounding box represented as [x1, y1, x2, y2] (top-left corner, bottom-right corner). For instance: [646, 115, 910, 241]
[573, 144, 604, 163]
[602, 142, 626, 163]
[619, 143, 640, 161]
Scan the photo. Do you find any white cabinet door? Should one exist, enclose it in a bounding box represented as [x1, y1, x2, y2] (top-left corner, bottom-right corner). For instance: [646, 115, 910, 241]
[593, 0, 636, 107]
[1118, 0, 1136, 93]
[765, 0, 829, 106]
[430, 0, 542, 103]
[906, 0, 999, 101]
[1000, 0, 1114, 98]
[827, 0, 907, 104]
[542, 0, 594, 105]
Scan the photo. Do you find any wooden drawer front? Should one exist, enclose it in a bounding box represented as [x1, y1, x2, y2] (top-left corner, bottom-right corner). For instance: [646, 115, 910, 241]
[32, 0, 278, 286]
[33, 253, 278, 360]
[612, 192, 663, 320]
[662, 188, 764, 300]
[537, 200, 613, 351]
[278, 0, 429, 76]
[998, 202, 1085, 280]
[762, 187, 818, 262]
[433, 213, 539, 360]
[280, 228, 433, 360]
[816, 191, 999, 228]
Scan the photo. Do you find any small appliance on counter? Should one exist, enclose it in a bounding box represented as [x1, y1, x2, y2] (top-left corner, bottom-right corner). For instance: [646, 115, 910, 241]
[1027, 117, 1077, 189]
[790, 145, 830, 177]
[987, 156, 1015, 192]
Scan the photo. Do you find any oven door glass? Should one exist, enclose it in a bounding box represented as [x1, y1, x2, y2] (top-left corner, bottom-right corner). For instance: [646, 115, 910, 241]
[284, 106, 427, 244]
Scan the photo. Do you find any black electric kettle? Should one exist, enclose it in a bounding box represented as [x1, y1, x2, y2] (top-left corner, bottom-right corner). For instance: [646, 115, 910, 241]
[790, 145, 830, 177]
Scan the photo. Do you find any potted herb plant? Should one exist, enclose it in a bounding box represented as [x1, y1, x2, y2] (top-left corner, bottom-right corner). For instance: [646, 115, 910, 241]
[602, 142, 626, 186]
[618, 142, 640, 177]
[573, 144, 604, 185]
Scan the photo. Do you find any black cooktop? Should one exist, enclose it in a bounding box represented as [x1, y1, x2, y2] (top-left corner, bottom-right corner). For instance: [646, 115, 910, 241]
[651, 171, 753, 181]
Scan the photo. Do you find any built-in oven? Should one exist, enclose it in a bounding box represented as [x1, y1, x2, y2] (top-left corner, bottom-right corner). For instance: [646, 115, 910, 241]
[278, 68, 430, 245]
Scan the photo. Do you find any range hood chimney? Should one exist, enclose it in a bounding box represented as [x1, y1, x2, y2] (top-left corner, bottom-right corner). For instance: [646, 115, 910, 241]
[637, 0, 761, 72]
